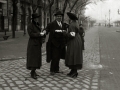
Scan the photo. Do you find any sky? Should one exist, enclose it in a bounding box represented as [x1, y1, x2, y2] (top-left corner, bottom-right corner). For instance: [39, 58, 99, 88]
[85, 0, 120, 23]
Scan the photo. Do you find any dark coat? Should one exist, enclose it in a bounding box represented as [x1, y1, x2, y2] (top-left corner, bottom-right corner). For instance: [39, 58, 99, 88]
[45, 20, 67, 63]
[65, 21, 83, 69]
[26, 21, 43, 70]
[79, 26, 85, 50]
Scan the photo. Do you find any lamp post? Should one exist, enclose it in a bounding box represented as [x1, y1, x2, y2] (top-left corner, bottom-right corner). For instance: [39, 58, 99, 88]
[105, 15, 106, 26]
[118, 9, 120, 14]
[109, 9, 110, 27]
[117, 9, 120, 32]
[117, 9, 120, 26]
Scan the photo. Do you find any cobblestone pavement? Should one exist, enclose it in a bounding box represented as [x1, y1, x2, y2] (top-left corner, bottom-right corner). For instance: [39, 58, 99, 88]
[0, 27, 101, 90]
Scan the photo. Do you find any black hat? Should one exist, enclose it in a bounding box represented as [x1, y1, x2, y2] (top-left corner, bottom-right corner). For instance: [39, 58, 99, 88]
[31, 13, 40, 19]
[67, 12, 78, 20]
[54, 11, 64, 16]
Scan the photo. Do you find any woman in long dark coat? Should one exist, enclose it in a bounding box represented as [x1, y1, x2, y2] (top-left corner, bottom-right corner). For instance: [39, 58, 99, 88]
[65, 12, 83, 78]
[26, 13, 45, 79]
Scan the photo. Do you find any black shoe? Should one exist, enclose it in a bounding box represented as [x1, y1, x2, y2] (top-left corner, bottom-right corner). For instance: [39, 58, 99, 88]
[31, 71, 37, 79]
[70, 73, 78, 78]
[67, 72, 73, 76]
[35, 72, 39, 76]
[50, 72, 55, 75]
[67, 69, 74, 76]
[31, 74, 37, 79]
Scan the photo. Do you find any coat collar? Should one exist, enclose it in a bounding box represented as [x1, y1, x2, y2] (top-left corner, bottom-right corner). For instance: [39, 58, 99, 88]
[32, 20, 41, 31]
[55, 20, 62, 28]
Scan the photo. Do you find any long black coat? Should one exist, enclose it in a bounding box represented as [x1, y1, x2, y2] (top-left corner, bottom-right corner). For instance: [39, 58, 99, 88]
[65, 21, 83, 69]
[45, 20, 67, 62]
[26, 21, 43, 70]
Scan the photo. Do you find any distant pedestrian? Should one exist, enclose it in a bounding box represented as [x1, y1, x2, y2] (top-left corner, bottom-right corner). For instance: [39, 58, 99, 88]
[43, 10, 67, 75]
[79, 24, 85, 50]
[65, 12, 83, 78]
[26, 13, 45, 79]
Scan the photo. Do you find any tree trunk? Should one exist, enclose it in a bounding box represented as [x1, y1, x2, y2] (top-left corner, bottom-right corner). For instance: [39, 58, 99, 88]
[12, 3, 17, 38]
[48, 0, 54, 22]
[44, 11, 46, 28]
[62, 0, 68, 22]
[56, 0, 59, 11]
[23, 7, 26, 36]
[69, 0, 79, 12]
[49, 7, 52, 22]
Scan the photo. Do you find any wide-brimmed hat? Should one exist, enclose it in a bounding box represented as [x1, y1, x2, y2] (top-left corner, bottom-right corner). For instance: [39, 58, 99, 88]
[31, 13, 40, 19]
[67, 12, 78, 20]
[54, 11, 64, 16]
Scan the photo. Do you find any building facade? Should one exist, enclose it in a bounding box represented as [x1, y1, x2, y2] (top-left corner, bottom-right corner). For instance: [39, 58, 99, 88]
[0, 0, 8, 31]
[0, 0, 49, 32]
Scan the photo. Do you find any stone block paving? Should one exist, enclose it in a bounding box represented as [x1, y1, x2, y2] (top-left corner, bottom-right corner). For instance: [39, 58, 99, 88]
[0, 27, 101, 90]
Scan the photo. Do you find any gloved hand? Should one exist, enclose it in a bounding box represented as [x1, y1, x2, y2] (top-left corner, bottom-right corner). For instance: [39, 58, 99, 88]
[70, 32, 75, 36]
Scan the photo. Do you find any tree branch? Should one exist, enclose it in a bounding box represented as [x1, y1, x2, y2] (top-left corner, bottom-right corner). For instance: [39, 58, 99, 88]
[75, 0, 90, 13]
[63, 0, 69, 13]
[69, 0, 79, 12]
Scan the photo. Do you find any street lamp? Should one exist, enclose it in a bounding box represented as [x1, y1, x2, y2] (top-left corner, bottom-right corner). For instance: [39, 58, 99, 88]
[118, 9, 120, 14]
[105, 15, 106, 26]
[116, 9, 120, 32]
[118, 9, 120, 26]
[109, 9, 110, 27]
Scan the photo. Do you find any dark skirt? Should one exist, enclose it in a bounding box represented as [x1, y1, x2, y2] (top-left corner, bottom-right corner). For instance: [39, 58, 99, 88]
[81, 36, 85, 50]
[65, 34, 83, 69]
[26, 40, 42, 70]
[66, 64, 82, 69]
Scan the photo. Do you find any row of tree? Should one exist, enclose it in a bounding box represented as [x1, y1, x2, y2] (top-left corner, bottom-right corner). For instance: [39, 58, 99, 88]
[11, 0, 105, 38]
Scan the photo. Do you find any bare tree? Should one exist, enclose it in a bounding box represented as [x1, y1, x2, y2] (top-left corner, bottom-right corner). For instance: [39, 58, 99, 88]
[29, 0, 40, 13]
[11, 0, 18, 38]
[39, 0, 106, 24]
[47, 0, 54, 22]
[74, 0, 90, 14]
[21, 0, 27, 36]
[69, 0, 79, 12]
[62, 0, 69, 21]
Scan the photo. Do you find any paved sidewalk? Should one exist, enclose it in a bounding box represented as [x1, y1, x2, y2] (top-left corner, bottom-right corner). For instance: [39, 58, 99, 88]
[0, 27, 101, 90]
[0, 31, 46, 60]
